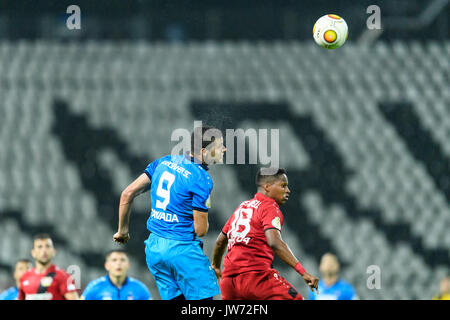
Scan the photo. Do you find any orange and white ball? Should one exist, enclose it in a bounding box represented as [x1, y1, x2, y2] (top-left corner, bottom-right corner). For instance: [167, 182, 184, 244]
[313, 14, 348, 49]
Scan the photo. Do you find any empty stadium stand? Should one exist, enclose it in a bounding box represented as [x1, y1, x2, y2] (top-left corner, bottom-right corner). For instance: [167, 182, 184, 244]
[0, 40, 448, 299]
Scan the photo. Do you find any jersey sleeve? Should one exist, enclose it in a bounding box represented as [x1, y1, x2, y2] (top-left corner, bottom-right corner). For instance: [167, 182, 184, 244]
[190, 173, 213, 212]
[17, 274, 27, 300]
[80, 281, 98, 300]
[18, 287, 25, 300]
[260, 203, 284, 232]
[222, 212, 236, 235]
[58, 271, 77, 297]
[137, 282, 152, 300]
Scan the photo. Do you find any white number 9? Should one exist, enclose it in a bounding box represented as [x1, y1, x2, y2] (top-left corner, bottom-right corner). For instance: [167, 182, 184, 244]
[155, 171, 175, 210]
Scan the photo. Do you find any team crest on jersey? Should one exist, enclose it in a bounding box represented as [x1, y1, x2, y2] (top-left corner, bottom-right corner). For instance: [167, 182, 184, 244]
[272, 217, 281, 230]
[40, 276, 53, 287]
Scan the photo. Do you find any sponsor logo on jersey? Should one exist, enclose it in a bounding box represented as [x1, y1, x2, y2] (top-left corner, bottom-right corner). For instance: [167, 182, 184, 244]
[40, 276, 53, 287]
[25, 293, 53, 300]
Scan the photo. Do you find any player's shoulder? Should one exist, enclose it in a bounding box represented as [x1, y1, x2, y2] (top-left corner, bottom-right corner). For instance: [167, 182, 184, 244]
[127, 277, 149, 289]
[337, 279, 355, 291]
[20, 269, 35, 281]
[53, 265, 72, 278]
[86, 276, 109, 288]
[0, 286, 17, 299]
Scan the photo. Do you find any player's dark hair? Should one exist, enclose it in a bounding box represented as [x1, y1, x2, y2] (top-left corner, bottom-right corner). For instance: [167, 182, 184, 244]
[33, 233, 52, 243]
[13, 259, 32, 273]
[105, 249, 128, 260]
[16, 258, 32, 265]
[255, 168, 287, 188]
[190, 125, 222, 155]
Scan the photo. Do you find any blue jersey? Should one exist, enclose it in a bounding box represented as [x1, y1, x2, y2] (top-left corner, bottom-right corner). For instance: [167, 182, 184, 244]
[144, 154, 213, 241]
[0, 286, 18, 300]
[309, 279, 357, 300]
[81, 276, 151, 300]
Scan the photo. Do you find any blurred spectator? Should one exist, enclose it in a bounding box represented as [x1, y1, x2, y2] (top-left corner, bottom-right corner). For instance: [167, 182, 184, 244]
[0, 259, 32, 300]
[18, 234, 79, 300]
[309, 253, 358, 300]
[432, 275, 450, 300]
[81, 249, 151, 300]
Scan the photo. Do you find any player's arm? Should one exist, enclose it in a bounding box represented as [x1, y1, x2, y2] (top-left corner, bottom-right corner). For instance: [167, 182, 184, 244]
[193, 209, 209, 237]
[114, 173, 151, 244]
[265, 229, 319, 293]
[211, 232, 228, 280]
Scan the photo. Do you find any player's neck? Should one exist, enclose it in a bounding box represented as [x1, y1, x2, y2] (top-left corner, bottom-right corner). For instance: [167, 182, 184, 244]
[257, 189, 272, 199]
[323, 276, 338, 287]
[109, 274, 127, 288]
[190, 152, 204, 165]
[35, 262, 53, 274]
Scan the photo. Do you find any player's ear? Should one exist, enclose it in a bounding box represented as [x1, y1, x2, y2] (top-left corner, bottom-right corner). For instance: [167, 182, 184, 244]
[263, 182, 273, 194]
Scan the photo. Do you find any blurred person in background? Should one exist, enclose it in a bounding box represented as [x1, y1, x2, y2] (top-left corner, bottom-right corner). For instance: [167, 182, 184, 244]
[0, 259, 32, 300]
[432, 275, 450, 300]
[309, 253, 357, 300]
[81, 249, 151, 300]
[18, 233, 79, 300]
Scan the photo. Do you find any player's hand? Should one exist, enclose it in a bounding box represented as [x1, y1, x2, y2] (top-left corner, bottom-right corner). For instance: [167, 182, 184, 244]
[211, 265, 222, 281]
[113, 232, 130, 244]
[302, 272, 319, 294]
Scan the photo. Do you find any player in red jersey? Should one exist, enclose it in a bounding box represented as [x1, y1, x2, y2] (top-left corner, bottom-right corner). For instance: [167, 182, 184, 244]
[18, 234, 79, 300]
[211, 168, 319, 300]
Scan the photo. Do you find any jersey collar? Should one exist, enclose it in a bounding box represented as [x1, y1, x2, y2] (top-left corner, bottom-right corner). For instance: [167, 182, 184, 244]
[184, 152, 209, 171]
[33, 264, 56, 275]
[254, 192, 277, 204]
[107, 275, 129, 289]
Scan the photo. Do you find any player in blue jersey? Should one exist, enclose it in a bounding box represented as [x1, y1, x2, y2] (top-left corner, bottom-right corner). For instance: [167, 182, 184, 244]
[0, 259, 32, 300]
[309, 253, 358, 300]
[81, 249, 151, 300]
[113, 126, 226, 300]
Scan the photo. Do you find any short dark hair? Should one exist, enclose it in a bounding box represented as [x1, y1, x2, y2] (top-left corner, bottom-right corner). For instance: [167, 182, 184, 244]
[13, 259, 32, 272]
[255, 168, 287, 188]
[105, 249, 128, 260]
[16, 258, 32, 265]
[33, 233, 52, 246]
[191, 125, 222, 155]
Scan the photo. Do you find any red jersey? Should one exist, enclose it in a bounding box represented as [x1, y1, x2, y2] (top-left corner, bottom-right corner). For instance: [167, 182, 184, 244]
[18, 264, 77, 300]
[221, 193, 284, 277]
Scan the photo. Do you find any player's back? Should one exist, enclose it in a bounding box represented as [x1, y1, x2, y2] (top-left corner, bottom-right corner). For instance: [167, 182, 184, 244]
[221, 193, 284, 278]
[144, 154, 213, 241]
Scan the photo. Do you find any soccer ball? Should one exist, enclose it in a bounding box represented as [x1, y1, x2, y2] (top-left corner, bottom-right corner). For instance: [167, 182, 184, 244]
[313, 14, 348, 49]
